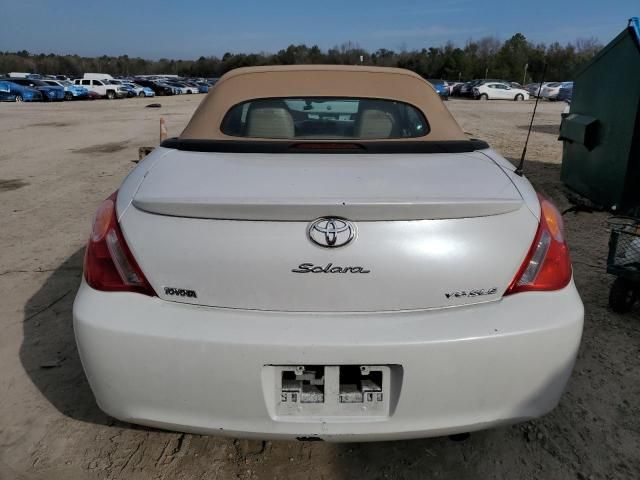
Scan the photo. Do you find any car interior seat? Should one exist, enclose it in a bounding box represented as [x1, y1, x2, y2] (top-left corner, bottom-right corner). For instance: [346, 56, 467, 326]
[246, 100, 295, 138]
[354, 101, 398, 139]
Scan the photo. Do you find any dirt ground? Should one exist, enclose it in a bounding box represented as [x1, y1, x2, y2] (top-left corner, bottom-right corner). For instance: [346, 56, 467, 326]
[0, 96, 638, 480]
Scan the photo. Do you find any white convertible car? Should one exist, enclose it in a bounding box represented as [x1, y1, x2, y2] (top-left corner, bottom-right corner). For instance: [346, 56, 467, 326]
[74, 65, 583, 441]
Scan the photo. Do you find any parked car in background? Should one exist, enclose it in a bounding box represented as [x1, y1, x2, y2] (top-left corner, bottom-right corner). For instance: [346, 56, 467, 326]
[43, 79, 89, 100]
[557, 82, 574, 102]
[166, 81, 198, 94]
[184, 81, 207, 93]
[0, 80, 43, 102]
[118, 83, 138, 97]
[540, 82, 564, 100]
[133, 79, 174, 96]
[459, 79, 508, 98]
[459, 80, 481, 97]
[106, 80, 128, 89]
[452, 82, 466, 96]
[159, 82, 183, 95]
[526, 82, 555, 98]
[195, 82, 210, 93]
[427, 79, 449, 100]
[446, 81, 463, 95]
[8, 78, 65, 101]
[474, 82, 529, 101]
[74, 78, 128, 99]
[122, 83, 155, 97]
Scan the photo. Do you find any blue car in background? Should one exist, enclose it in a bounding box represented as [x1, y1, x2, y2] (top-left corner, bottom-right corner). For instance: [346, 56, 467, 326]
[0, 80, 43, 102]
[118, 83, 138, 97]
[428, 79, 449, 100]
[122, 83, 156, 97]
[8, 78, 65, 101]
[196, 82, 209, 93]
[140, 86, 155, 97]
[557, 82, 574, 102]
[43, 79, 89, 100]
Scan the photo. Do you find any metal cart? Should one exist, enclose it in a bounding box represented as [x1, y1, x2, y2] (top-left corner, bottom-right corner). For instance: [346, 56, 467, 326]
[607, 217, 640, 313]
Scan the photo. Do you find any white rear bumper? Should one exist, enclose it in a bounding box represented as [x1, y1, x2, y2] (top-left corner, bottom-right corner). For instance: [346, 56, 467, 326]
[73, 279, 583, 441]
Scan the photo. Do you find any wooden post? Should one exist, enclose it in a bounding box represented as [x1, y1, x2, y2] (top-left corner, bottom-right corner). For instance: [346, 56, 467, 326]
[160, 117, 167, 143]
[136, 117, 167, 162]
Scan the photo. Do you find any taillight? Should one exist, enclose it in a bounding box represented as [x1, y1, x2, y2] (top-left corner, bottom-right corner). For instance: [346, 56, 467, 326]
[505, 194, 572, 294]
[84, 192, 156, 296]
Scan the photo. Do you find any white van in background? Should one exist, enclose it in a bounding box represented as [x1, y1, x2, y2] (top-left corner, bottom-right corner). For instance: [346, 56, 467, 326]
[83, 73, 114, 81]
[8, 72, 32, 78]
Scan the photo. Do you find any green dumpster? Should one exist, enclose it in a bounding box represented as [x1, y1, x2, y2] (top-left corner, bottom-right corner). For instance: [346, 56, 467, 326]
[560, 17, 640, 211]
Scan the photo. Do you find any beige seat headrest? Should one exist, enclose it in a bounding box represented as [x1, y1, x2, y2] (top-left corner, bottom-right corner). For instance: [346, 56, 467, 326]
[355, 109, 395, 139]
[246, 105, 294, 139]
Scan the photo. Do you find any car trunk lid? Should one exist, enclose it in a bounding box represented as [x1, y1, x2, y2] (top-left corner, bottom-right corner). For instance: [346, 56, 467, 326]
[132, 151, 523, 221]
[120, 150, 537, 312]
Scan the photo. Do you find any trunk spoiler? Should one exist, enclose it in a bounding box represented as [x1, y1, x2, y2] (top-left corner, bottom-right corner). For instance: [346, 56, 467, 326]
[160, 138, 490, 154]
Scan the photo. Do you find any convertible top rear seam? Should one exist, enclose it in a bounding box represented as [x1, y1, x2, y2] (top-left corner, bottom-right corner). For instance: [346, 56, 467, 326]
[160, 138, 490, 154]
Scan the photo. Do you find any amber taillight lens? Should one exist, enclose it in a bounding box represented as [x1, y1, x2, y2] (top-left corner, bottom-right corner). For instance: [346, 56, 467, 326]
[505, 194, 572, 294]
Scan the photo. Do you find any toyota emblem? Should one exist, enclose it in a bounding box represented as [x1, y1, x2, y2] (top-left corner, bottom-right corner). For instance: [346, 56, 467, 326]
[307, 217, 356, 248]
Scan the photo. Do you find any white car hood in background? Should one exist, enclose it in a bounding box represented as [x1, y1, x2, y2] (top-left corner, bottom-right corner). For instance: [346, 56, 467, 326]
[132, 150, 523, 221]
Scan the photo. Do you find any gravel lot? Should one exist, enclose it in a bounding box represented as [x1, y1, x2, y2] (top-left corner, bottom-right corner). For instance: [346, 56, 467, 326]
[0, 96, 638, 480]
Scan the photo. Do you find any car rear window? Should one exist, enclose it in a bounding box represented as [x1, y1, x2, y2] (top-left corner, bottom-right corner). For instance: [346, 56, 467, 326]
[220, 97, 429, 140]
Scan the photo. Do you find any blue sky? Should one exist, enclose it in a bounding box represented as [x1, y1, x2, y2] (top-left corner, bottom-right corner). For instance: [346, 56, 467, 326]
[1, 0, 637, 59]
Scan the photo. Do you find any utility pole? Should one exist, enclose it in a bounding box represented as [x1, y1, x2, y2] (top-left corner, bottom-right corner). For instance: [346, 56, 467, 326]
[523, 63, 528, 85]
[485, 67, 488, 79]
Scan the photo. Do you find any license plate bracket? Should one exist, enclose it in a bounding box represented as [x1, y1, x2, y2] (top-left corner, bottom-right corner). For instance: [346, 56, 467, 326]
[264, 365, 398, 420]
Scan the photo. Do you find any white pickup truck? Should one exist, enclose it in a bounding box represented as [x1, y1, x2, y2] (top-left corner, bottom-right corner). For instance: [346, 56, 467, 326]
[73, 78, 128, 99]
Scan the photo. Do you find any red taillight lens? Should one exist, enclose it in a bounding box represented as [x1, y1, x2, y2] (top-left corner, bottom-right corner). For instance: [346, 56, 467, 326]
[506, 194, 572, 294]
[84, 192, 156, 296]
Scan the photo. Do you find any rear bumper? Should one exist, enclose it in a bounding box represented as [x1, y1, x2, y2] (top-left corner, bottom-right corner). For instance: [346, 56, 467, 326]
[73, 279, 583, 441]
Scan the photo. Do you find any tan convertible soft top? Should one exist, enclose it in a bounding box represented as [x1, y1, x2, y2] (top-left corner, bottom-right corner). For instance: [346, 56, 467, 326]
[180, 65, 467, 141]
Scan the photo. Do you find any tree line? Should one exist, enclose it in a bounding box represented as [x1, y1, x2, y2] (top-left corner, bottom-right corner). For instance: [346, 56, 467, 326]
[0, 33, 602, 83]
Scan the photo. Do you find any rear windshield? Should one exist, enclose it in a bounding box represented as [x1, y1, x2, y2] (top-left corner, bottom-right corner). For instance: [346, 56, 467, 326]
[220, 97, 429, 140]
